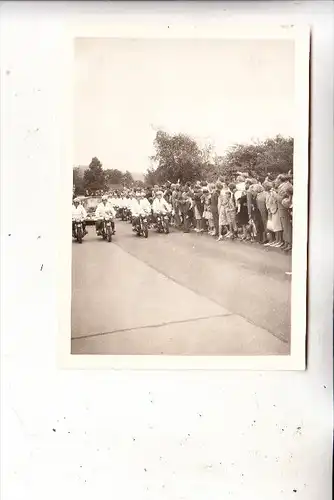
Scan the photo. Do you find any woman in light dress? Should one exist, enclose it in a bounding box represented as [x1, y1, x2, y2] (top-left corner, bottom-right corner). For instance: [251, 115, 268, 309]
[266, 181, 284, 248]
[217, 183, 236, 241]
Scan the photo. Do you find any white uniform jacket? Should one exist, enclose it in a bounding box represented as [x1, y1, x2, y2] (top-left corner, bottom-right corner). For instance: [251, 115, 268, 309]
[72, 204, 87, 220]
[152, 197, 170, 214]
[95, 202, 116, 219]
[139, 198, 152, 216]
[130, 199, 145, 217]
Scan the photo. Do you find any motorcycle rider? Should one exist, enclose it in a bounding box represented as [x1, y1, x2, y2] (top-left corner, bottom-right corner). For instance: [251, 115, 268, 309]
[139, 191, 152, 216]
[115, 192, 123, 218]
[152, 190, 170, 220]
[72, 197, 87, 236]
[124, 192, 134, 220]
[108, 193, 119, 227]
[130, 191, 145, 230]
[138, 191, 153, 227]
[119, 192, 127, 219]
[95, 195, 116, 235]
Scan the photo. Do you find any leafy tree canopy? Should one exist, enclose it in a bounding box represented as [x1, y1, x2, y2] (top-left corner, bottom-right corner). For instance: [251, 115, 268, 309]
[217, 135, 294, 181]
[149, 131, 204, 184]
[73, 167, 85, 196]
[74, 159, 135, 195]
[84, 157, 106, 194]
[104, 168, 124, 186]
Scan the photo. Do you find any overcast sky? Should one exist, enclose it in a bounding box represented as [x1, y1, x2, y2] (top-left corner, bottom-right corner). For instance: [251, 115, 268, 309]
[74, 38, 295, 173]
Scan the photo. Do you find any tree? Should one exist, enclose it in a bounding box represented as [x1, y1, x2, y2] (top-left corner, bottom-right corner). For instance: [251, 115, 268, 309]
[151, 131, 204, 184]
[144, 132, 293, 186]
[104, 169, 125, 188]
[84, 157, 106, 194]
[144, 168, 157, 186]
[255, 136, 294, 178]
[73, 167, 85, 196]
[122, 170, 134, 187]
[133, 180, 145, 189]
[220, 135, 293, 181]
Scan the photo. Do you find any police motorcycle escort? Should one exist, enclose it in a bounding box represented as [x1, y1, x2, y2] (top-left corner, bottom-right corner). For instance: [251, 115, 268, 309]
[95, 195, 116, 243]
[152, 191, 171, 234]
[72, 197, 87, 244]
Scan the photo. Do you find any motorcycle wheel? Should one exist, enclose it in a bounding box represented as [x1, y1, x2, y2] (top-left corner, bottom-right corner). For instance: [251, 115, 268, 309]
[107, 226, 112, 242]
[77, 227, 83, 243]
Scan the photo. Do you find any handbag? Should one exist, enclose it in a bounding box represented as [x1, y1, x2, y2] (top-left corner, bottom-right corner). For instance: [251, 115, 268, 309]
[267, 218, 273, 232]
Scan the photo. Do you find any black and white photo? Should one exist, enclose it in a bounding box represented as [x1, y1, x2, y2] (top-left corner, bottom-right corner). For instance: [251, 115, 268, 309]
[68, 26, 309, 368]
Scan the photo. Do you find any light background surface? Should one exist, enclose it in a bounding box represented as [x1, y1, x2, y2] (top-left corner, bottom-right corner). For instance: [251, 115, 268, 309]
[0, 2, 333, 500]
[61, 20, 309, 371]
[74, 37, 295, 173]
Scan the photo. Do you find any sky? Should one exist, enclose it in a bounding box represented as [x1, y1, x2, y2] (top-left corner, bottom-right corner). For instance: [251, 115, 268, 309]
[74, 38, 295, 173]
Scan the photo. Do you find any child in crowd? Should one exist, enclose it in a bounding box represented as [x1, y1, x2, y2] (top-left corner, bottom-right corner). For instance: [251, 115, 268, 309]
[203, 190, 214, 235]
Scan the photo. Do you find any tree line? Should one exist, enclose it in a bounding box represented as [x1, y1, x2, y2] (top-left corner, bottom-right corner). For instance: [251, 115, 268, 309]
[145, 131, 293, 185]
[73, 132, 293, 195]
[73, 157, 144, 196]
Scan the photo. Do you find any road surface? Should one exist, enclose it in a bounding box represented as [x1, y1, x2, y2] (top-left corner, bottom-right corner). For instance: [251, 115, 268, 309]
[71, 222, 291, 355]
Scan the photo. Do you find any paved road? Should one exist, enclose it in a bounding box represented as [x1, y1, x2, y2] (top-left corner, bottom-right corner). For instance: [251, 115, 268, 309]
[71, 221, 291, 355]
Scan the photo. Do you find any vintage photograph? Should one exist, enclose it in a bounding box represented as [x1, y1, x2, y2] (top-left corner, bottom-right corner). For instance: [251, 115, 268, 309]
[70, 33, 308, 360]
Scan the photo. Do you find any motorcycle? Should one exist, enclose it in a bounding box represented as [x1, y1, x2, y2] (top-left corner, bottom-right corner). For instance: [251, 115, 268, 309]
[155, 213, 170, 234]
[133, 215, 149, 238]
[72, 217, 85, 244]
[98, 217, 113, 242]
[116, 206, 122, 219]
[127, 209, 133, 222]
[121, 207, 132, 222]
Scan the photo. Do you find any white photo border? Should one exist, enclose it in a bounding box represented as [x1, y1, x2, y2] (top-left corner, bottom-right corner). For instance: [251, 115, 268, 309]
[57, 20, 310, 370]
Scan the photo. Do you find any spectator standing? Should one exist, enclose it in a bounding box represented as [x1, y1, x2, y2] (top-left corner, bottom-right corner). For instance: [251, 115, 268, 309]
[210, 183, 220, 237]
[194, 189, 204, 232]
[171, 185, 182, 228]
[249, 184, 265, 243]
[256, 183, 270, 244]
[266, 181, 284, 247]
[236, 189, 250, 241]
[226, 184, 238, 239]
[179, 192, 192, 233]
[203, 189, 214, 235]
[276, 174, 293, 252]
[217, 186, 230, 241]
[262, 181, 275, 246]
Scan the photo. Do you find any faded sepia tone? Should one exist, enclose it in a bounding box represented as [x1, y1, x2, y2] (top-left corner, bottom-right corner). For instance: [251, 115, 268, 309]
[71, 37, 296, 356]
